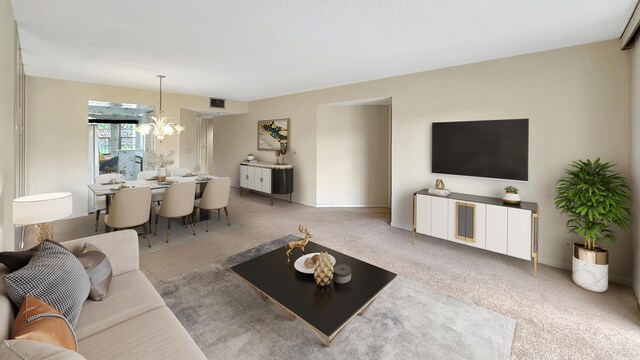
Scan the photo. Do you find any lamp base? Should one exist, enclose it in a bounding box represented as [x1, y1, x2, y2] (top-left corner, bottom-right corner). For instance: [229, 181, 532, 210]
[34, 222, 54, 246]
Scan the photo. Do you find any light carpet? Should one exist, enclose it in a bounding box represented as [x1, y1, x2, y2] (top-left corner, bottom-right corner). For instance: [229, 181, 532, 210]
[156, 236, 516, 360]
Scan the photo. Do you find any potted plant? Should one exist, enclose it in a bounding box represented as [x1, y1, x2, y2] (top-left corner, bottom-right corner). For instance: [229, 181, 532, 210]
[554, 158, 631, 292]
[502, 186, 521, 205]
[147, 149, 175, 182]
[247, 153, 254, 161]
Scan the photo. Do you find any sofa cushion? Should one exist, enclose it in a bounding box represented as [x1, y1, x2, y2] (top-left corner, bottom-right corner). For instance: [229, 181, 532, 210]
[78, 307, 206, 360]
[11, 296, 77, 352]
[76, 244, 112, 301]
[0, 339, 86, 360]
[74, 270, 165, 340]
[3, 241, 91, 327]
[0, 266, 15, 341]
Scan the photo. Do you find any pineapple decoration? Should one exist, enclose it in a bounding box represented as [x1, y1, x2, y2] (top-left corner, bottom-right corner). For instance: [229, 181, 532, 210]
[314, 252, 334, 286]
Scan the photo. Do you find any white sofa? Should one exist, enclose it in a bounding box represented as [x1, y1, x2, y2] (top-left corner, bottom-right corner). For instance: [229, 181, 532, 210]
[0, 230, 206, 360]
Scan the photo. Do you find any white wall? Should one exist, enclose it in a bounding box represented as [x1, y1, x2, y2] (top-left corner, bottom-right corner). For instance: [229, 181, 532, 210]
[0, 0, 16, 251]
[179, 108, 197, 172]
[631, 37, 640, 304]
[211, 40, 634, 283]
[316, 105, 390, 207]
[25, 77, 211, 216]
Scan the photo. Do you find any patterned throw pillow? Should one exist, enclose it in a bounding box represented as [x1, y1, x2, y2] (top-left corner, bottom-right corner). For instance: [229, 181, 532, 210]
[3, 240, 90, 327]
[76, 244, 112, 301]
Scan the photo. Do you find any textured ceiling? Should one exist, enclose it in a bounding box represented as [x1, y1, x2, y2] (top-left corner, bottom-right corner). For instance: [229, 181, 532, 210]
[11, 0, 637, 100]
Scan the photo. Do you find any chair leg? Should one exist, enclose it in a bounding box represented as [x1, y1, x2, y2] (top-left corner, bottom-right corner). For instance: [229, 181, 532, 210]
[190, 214, 196, 236]
[218, 209, 221, 221]
[207, 210, 210, 232]
[154, 214, 159, 236]
[95, 210, 101, 232]
[166, 218, 171, 243]
[143, 223, 151, 248]
[224, 206, 230, 226]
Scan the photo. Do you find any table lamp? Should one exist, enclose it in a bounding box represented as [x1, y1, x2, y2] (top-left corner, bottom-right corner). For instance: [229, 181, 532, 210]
[13, 192, 73, 250]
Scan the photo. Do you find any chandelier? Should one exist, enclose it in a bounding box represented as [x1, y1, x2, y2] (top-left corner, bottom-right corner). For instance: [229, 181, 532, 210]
[136, 75, 184, 141]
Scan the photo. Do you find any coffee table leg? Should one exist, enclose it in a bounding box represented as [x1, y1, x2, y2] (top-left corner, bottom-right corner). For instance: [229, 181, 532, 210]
[358, 298, 376, 316]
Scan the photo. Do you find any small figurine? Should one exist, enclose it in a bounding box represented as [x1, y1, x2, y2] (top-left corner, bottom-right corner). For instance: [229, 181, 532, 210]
[286, 225, 313, 263]
[435, 179, 445, 189]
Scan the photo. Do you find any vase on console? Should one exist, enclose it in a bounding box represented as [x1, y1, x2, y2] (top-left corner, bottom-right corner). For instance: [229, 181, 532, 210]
[158, 167, 167, 182]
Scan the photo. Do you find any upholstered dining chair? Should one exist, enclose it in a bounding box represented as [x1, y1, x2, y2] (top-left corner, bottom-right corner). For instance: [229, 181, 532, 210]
[170, 168, 191, 177]
[104, 187, 152, 247]
[94, 173, 124, 232]
[194, 177, 231, 231]
[137, 170, 158, 180]
[154, 182, 197, 243]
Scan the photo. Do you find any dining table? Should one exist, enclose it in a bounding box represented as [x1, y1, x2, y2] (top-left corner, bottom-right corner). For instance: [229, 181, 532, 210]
[88, 175, 220, 216]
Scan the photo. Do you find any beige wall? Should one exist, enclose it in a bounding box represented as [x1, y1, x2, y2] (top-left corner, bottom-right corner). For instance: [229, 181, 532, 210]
[0, 0, 16, 251]
[316, 105, 390, 207]
[179, 108, 197, 172]
[211, 40, 634, 283]
[25, 76, 210, 216]
[631, 38, 640, 303]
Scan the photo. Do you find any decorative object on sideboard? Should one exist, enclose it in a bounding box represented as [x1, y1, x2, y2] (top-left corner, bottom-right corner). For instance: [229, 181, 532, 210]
[555, 158, 630, 292]
[279, 142, 288, 164]
[285, 225, 313, 263]
[502, 186, 521, 205]
[275, 147, 281, 164]
[247, 153, 254, 161]
[334, 264, 352, 284]
[13, 192, 73, 250]
[314, 252, 334, 286]
[435, 179, 445, 189]
[135, 75, 185, 141]
[258, 118, 288, 151]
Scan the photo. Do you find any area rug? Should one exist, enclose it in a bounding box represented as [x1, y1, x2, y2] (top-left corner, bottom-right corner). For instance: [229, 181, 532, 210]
[73, 216, 243, 256]
[155, 236, 515, 360]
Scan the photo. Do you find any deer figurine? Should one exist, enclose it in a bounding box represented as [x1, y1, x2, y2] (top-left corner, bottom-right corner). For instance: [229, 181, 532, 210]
[286, 225, 313, 263]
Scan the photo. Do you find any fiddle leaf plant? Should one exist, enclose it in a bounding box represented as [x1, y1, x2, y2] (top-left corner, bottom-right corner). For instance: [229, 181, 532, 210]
[554, 158, 631, 250]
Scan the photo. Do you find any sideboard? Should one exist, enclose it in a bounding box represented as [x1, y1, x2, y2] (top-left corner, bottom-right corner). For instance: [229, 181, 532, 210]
[412, 190, 539, 274]
[240, 161, 293, 205]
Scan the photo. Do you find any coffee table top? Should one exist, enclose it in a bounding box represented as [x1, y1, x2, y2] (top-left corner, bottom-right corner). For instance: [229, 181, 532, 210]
[231, 241, 396, 337]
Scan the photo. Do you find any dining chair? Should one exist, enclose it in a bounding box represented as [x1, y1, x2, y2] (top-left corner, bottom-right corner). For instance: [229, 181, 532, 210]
[194, 177, 231, 231]
[170, 168, 191, 177]
[137, 170, 165, 205]
[104, 187, 153, 247]
[93, 173, 124, 232]
[154, 182, 197, 243]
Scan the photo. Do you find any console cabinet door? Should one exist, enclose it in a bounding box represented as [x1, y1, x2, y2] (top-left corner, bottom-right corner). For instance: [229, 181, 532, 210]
[261, 168, 272, 194]
[507, 208, 532, 260]
[240, 165, 248, 188]
[465, 201, 485, 249]
[485, 205, 508, 254]
[415, 194, 432, 235]
[431, 197, 449, 240]
[247, 166, 256, 190]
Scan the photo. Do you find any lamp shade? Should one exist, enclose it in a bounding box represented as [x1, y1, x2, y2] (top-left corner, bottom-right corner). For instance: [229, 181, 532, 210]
[13, 192, 73, 226]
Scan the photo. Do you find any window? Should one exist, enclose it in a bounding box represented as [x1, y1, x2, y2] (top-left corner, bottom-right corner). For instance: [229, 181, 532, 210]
[97, 123, 111, 154]
[119, 124, 137, 150]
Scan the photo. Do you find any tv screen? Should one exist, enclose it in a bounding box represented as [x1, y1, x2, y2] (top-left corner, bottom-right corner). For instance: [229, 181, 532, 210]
[432, 119, 528, 181]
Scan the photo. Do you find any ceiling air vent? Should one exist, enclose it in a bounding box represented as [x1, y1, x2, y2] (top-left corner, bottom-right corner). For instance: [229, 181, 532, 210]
[210, 98, 225, 109]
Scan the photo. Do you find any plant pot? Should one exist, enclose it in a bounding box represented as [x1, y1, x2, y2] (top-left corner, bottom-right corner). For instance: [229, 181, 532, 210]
[572, 243, 608, 292]
[502, 193, 521, 205]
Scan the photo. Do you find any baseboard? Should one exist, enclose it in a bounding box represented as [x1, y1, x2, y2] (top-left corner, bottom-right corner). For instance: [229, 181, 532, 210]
[316, 203, 389, 208]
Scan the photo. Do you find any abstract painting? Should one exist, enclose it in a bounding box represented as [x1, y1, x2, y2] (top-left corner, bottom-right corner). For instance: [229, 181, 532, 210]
[258, 119, 288, 150]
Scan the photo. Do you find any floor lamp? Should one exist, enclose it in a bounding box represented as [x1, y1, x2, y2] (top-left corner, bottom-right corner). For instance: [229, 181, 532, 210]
[13, 192, 73, 250]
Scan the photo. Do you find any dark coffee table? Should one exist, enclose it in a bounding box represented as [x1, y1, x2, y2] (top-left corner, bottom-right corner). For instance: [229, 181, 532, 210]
[231, 241, 396, 346]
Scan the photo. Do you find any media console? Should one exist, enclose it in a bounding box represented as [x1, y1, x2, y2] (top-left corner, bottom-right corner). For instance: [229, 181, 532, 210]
[412, 190, 539, 274]
[240, 161, 293, 205]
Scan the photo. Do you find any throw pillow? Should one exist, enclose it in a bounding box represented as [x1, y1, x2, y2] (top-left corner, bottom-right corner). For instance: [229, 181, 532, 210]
[0, 250, 36, 272]
[76, 243, 112, 301]
[11, 296, 78, 352]
[3, 240, 90, 327]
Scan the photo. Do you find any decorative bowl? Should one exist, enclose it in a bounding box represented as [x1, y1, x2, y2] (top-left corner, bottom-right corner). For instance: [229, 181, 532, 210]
[294, 252, 336, 274]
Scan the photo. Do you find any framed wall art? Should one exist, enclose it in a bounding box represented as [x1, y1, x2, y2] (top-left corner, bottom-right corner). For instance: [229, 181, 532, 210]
[258, 118, 288, 150]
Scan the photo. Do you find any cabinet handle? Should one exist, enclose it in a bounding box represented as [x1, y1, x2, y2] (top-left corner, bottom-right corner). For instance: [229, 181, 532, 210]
[245, 175, 248, 180]
[260, 177, 263, 182]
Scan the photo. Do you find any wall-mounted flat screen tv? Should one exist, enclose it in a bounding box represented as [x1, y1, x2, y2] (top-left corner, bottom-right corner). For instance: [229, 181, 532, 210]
[432, 119, 528, 181]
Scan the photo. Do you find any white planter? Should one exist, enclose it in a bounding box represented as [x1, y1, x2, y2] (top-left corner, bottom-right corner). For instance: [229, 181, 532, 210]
[247, 155, 254, 161]
[572, 244, 608, 292]
[502, 193, 521, 205]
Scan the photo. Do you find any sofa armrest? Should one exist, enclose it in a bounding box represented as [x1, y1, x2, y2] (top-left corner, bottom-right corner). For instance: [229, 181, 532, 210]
[61, 230, 139, 276]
